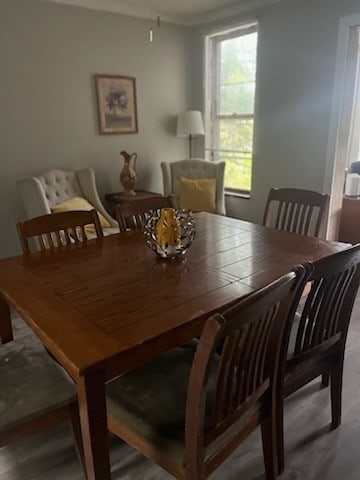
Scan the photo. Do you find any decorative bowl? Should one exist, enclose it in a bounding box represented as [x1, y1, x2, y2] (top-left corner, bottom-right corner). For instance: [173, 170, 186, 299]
[143, 208, 196, 259]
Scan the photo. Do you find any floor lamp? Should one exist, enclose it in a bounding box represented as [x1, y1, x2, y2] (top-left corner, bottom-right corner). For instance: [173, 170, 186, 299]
[176, 111, 205, 158]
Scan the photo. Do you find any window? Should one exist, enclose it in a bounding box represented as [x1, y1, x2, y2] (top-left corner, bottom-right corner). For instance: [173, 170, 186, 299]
[205, 22, 258, 194]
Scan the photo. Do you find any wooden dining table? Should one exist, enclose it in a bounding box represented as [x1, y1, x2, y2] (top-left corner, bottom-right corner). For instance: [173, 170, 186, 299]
[0, 212, 348, 479]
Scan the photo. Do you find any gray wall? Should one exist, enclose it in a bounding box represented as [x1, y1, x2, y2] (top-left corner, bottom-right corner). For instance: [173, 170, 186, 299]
[2, 0, 360, 258]
[193, 0, 360, 223]
[0, 0, 192, 257]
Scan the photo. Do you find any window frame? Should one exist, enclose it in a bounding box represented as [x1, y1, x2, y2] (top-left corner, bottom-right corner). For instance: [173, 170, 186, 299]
[204, 21, 258, 196]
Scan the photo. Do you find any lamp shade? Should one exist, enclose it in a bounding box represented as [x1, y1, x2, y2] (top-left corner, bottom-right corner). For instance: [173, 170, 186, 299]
[176, 111, 205, 137]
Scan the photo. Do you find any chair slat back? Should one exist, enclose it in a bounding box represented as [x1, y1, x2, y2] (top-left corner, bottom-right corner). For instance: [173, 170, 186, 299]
[290, 245, 360, 360]
[17, 210, 103, 254]
[263, 188, 329, 237]
[114, 195, 175, 232]
[213, 306, 274, 422]
[185, 269, 303, 470]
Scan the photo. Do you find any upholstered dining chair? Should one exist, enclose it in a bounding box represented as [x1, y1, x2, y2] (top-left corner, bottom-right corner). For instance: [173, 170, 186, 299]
[1, 210, 106, 466]
[114, 195, 175, 231]
[16, 168, 119, 236]
[0, 330, 83, 459]
[106, 269, 304, 480]
[17, 209, 103, 254]
[277, 244, 360, 473]
[263, 187, 330, 237]
[161, 159, 226, 215]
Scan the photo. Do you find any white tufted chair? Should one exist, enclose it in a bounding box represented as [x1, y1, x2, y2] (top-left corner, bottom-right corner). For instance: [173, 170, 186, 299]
[16, 168, 119, 235]
[161, 159, 226, 215]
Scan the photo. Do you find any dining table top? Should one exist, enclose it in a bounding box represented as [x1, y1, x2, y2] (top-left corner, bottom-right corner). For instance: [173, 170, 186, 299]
[0, 212, 347, 382]
[0, 212, 349, 480]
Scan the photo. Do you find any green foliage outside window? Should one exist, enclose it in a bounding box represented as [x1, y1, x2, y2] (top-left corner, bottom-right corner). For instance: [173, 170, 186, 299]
[220, 33, 256, 115]
[219, 118, 253, 191]
[211, 29, 257, 192]
[220, 152, 252, 191]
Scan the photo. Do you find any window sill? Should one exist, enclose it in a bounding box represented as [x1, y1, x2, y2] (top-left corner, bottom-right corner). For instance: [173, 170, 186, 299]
[225, 190, 251, 200]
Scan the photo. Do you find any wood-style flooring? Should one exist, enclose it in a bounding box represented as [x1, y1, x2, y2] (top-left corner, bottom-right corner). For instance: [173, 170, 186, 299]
[1, 295, 360, 480]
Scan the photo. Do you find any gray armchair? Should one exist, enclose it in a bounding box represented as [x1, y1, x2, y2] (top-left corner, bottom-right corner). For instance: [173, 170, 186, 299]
[161, 159, 226, 215]
[16, 168, 119, 235]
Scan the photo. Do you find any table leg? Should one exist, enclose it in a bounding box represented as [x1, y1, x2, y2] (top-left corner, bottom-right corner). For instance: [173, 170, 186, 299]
[77, 370, 111, 480]
[0, 297, 13, 344]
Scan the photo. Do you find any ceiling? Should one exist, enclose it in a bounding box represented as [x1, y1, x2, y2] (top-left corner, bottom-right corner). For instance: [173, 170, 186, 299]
[48, 0, 284, 25]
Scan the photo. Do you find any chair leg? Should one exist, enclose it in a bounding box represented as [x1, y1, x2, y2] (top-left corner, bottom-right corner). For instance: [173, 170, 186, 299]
[321, 372, 330, 388]
[261, 414, 278, 480]
[70, 402, 86, 476]
[275, 395, 285, 475]
[330, 360, 344, 430]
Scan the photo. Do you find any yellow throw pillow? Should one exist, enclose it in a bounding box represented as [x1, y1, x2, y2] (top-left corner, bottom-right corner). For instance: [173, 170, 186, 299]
[51, 196, 111, 233]
[179, 177, 216, 214]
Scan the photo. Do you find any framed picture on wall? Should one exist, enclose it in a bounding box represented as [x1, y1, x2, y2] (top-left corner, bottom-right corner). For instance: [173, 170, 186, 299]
[95, 75, 138, 134]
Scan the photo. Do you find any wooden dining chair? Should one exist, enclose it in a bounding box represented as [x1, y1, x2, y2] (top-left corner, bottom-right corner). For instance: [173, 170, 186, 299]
[114, 194, 175, 231]
[7, 210, 104, 468]
[106, 269, 304, 480]
[0, 323, 83, 465]
[17, 209, 103, 254]
[277, 244, 360, 473]
[263, 187, 330, 237]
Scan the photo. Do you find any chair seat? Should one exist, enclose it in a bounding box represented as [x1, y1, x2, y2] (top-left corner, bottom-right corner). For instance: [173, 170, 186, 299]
[107, 340, 220, 464]
[0, 337, 76, 431]
[107, 340, 262, 467]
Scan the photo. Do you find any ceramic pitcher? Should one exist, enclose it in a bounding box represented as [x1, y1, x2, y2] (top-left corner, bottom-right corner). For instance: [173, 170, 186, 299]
[119, 150, 137, 196]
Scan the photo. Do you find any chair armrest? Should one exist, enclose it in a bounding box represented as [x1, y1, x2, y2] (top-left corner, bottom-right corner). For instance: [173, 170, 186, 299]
[76, 168, 118, 228]
[16, 178, 51, 219]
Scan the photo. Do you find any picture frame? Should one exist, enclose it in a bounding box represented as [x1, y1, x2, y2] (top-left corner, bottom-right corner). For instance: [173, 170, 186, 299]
[95, 75, 138, 134]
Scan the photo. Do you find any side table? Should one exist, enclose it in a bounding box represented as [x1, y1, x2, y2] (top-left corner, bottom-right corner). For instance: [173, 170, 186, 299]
[105, 191, 162, 214]
[338, 196, 360, 244]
